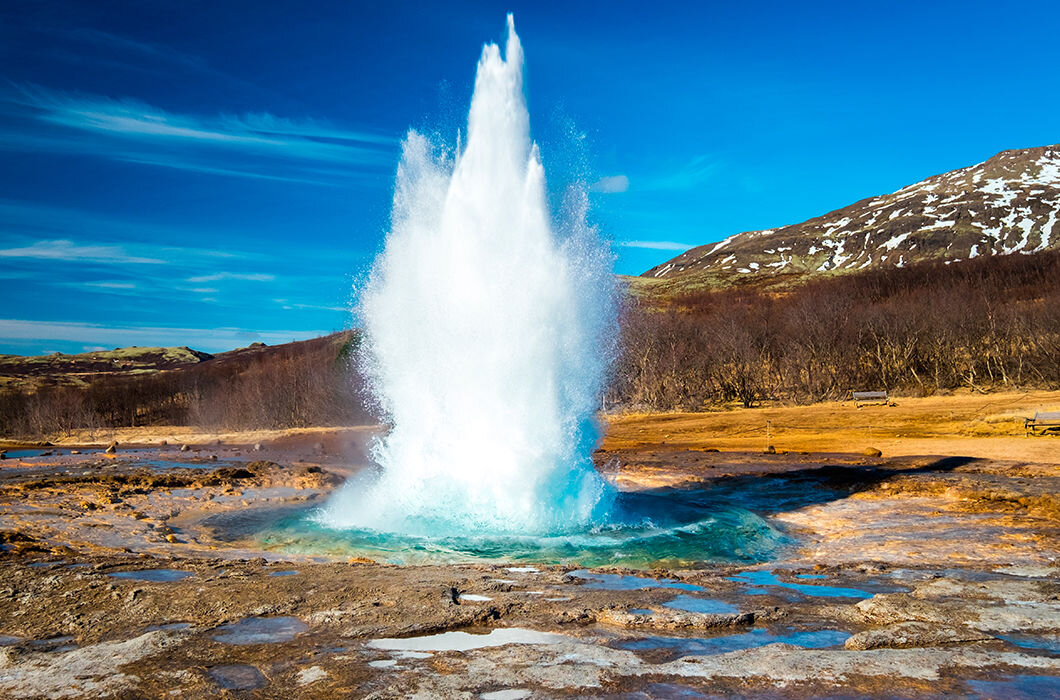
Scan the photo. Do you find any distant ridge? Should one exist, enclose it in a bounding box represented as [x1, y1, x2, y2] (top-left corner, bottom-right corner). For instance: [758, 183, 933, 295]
[0, 332, 356, 392]
[643, 144, 1060, 285]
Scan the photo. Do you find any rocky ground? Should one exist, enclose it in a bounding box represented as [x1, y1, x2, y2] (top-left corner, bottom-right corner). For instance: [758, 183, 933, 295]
[1, 424, 1058, 698]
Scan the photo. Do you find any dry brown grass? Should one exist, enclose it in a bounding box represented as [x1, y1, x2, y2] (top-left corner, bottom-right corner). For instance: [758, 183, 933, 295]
[602, 390, 1060, 464]
[0, 424, 378, 450]
[12, 389, 1058, 466]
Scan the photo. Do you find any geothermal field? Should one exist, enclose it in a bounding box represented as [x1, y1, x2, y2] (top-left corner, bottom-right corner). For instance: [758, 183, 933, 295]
[3, 8, 1060, 700]
[2, 392, 1060, 698]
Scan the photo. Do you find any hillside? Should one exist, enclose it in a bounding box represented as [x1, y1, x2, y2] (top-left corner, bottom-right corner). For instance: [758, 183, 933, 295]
[642, 144, 1060, 291]
[612, 250, 1060, 410]
[0, 335, 360, 391]
[0, 332, 368, 437]
[0, 346, 214, 390]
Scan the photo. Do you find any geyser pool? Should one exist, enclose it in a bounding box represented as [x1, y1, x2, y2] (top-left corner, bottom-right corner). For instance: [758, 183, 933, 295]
[292, 15, 784, 567]
[268, 480, 788, 568]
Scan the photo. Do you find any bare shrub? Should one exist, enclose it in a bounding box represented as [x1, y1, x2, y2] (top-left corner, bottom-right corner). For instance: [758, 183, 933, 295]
[611, 250, 1060, 410]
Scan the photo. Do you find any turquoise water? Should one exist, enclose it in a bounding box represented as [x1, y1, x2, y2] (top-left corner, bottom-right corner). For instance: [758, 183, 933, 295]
[663, 595, 739, 615]
[726, 570, 873, 599]
[615, 627, 850, 659]
[109, 569, 194, 582]
[256, 489, 789, 568]
[999, 634, 1060, 654]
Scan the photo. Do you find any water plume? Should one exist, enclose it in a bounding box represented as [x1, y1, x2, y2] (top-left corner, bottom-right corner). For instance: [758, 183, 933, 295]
[319, 15, 618, 536]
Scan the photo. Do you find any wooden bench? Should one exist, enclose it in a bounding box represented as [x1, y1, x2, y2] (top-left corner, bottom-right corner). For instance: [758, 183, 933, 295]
[851, 390, 891, 408]
[1026, 411, 1060, 436]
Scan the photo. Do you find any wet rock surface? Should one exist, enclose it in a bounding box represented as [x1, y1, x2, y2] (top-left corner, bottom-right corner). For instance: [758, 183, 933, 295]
[0, 437, 1058, 697]
[844, 621, 993, 650]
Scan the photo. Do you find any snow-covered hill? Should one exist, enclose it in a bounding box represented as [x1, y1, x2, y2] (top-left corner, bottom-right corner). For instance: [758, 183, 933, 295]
[643, 144, 1060, 281]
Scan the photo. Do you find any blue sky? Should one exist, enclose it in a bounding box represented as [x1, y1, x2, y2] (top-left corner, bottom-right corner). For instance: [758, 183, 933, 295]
[2, 1, 1059, 355]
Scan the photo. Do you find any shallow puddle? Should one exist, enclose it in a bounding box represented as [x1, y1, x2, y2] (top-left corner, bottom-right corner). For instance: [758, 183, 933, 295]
[209, 664, 267, 690]
[211, 616, 308, 645]
[570, 570, 702, 591]
[108, 569, 194, 583]
[267, 570, 300, 577]
[999, 633, 1060, 654]
[368, 627, 566, 652]
[727, 570, 871, 599]
[967, 675, 1060, 699]
[663, 595, 739, 615]
[616, 627, 850, 661]
[642, 683, 709, 699]
[1, 450, 57, 459]
[368, 659, 399, 668]
[29, 636, 77, 652]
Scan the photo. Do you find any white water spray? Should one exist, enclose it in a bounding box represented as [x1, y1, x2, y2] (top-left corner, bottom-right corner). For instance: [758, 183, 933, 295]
[320, 16, 617, 536]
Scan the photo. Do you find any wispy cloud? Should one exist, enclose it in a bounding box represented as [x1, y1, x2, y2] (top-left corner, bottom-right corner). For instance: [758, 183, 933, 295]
[186, 272, 275, 283]
[113, 153, 361, 187]
[83, 281, 137, 289]
[590, 174, 630, 193]
[15, 85, 394, 156]
[640, 155, 721, 192]
[275, 300, 350, 313]
[62, 28, 209, 72]
[0, 201, 360, 310]
[0, 201, 261, 267]
[0, 85, 397, 184]
[220, 112, 394, 146]
[0, 239, 165, 264]
[616, 240, 694, 251]
[0, 319, 331, 354]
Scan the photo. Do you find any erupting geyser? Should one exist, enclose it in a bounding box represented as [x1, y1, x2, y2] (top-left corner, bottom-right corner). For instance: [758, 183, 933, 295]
[319, 15, 618, 536]
[298, 15, 783, 565]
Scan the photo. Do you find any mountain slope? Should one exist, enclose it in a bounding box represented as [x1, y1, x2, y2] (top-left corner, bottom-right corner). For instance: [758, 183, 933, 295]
[643, 144, 1060, 286]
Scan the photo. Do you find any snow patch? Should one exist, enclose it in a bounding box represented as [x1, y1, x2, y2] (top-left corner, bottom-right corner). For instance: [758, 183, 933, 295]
[881, 231, 915, 251]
